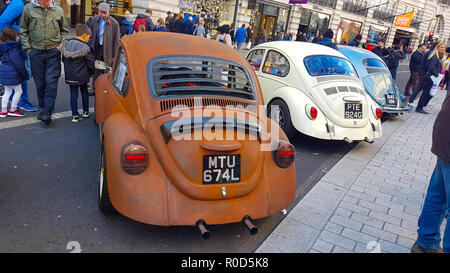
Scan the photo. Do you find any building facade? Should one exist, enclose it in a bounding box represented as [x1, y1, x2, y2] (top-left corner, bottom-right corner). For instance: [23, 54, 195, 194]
[57, 0, 450, 49]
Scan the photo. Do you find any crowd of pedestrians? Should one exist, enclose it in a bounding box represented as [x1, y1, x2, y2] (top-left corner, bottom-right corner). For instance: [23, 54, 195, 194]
[0, 0, 447, 124]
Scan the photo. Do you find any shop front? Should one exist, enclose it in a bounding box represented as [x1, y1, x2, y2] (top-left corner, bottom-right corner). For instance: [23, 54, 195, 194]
[59, 0, 133, 27]
[179, 0, 237, 30]
[335, 18, 362, 45]
[367, 24, 389, 44]
[247, 1, 291, 42]
[297, 8, 331, 42]
[393, 29, 413, 47]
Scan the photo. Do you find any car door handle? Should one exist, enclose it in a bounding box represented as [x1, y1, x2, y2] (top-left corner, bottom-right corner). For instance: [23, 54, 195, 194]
[342, 96, 363, 102]
[200, 143, 242, 152]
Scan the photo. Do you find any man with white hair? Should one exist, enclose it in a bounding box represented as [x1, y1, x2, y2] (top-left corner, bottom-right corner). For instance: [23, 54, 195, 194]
[20, 0, 69, 124]
[87, 2, 120, 93]
[183, 16, 194, 35]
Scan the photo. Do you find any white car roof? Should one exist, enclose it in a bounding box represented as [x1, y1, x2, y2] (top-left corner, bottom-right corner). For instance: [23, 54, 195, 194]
[253, 41, 348, 60]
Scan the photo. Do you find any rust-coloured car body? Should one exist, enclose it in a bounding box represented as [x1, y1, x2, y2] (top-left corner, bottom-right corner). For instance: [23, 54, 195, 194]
[95, 32, 296, 227]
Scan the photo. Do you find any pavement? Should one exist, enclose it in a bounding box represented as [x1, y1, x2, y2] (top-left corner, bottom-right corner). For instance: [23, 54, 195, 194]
[256, 87, 448, 253]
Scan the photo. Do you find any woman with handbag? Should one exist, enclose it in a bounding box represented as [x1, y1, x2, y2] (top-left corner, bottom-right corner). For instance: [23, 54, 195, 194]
[416, 42, 446, 114]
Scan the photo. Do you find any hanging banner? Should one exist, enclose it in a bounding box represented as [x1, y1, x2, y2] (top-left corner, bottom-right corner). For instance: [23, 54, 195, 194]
[394, 12, 415, 28]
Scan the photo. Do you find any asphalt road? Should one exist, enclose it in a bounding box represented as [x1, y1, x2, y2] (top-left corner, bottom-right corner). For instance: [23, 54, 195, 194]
[0, 63, 411, 253]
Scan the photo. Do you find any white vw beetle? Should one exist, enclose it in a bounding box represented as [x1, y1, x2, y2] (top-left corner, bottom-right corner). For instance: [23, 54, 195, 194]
[245, 41, 383, 142]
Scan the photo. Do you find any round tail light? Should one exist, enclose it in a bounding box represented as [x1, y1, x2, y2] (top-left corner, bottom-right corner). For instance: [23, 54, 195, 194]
[120, 141, 149, 175]
[305, 104, 318, 120]
[310, 107, 318, 119]
[376, 108, 383, 119]
[273, 140, 295, 168]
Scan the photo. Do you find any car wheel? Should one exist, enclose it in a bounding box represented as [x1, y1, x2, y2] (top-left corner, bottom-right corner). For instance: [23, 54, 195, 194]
[268, 99, 295, 139]
[98, 145, 116, 214]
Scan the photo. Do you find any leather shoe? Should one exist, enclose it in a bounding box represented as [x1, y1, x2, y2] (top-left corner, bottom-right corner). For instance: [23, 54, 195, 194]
[38, 110, 52, 124]
[416, 108, 429, 114]
[411, 243, 443, 253]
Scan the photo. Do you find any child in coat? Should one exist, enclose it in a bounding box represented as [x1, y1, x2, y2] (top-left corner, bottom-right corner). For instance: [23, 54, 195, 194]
[0, 27, 28, 117]
[61, 24, 95, 122]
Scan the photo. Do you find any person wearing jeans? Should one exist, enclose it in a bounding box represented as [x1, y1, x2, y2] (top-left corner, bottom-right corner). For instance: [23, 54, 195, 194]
[0, 0, 38, 112]
[69, 85, 89, 122]
[19, 0, 69, 125]
[62, 24, 94, 122]
[29, 48, 61, 114]
[235, 24, 247, 52]
[412, 91, 450, 253]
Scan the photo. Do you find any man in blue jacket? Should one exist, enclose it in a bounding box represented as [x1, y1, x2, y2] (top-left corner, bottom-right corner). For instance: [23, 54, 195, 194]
[0, 0, 37, 112]
[235, 24, 247, 52]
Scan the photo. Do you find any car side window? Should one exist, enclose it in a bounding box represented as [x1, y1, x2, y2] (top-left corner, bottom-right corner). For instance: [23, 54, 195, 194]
[262, 50, 290, 77]
[246, 49, 265, 71]
[112, 49, 129, 96]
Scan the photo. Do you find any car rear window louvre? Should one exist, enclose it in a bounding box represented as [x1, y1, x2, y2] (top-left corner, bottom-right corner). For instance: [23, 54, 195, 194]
[160, 98, 255, 113]
[149, 56, 257, 101]
[324, 87, 338, 95]
[348, 87, 359, 93]
[338, 86, 349, 93]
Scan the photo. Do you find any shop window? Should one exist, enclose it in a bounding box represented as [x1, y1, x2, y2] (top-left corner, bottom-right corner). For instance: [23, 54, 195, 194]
[262, 50, 290, 77]
[246, 49, 266, 71]
[112, 48, 129, 96]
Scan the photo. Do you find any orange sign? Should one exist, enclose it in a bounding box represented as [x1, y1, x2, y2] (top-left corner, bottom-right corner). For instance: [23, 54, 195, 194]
[394, 12, 415, 28]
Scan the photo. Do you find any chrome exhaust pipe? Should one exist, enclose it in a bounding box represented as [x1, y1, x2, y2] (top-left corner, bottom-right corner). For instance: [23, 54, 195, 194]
[343, 137, 353, 144]
[196, 220, 210, 240]
[364, 137, 374, 144]
[242, 216, 258, 235]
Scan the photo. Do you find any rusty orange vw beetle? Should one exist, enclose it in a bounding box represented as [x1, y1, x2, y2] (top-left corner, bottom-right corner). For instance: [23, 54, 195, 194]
[94, 32, 296, 239]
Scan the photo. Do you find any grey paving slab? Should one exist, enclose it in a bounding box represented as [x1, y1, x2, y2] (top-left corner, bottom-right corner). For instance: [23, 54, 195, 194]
[255, 218, 320, 253]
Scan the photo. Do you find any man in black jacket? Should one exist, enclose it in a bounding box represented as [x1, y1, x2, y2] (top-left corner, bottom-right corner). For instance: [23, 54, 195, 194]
[372, 39, 385, 58]
[386, 45, 404, 80]
[404, 44, 426, 96]
[167, 11, 176, 32]
[175, 13, 184, 33]
[246, 25, 253, 44]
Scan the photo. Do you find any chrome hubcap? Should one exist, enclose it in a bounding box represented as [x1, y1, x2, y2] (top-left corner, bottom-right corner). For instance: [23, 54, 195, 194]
[273, 108, 284, 128]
